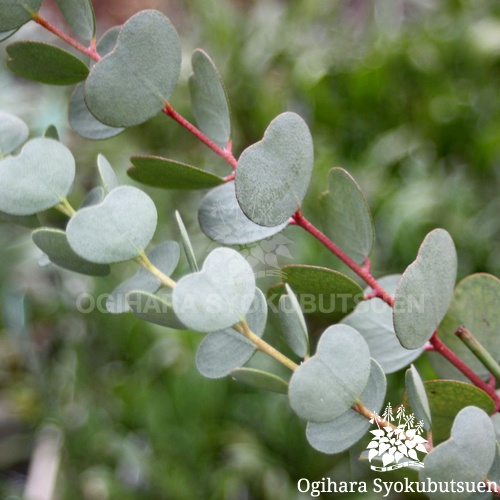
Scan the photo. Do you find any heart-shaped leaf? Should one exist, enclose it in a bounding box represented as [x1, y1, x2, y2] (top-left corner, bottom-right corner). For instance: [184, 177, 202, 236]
[66, 186, 157, 264]
[420, 406, 497, 499]
[188, 49, 231, 148]
[394, 229, 457, 349]
[306, 359, 386, 454]
[128, 156, 224, 190]
[199, 182, 288, 245]
[97, 154, 120, 192]
[32, 227, 110, 276]
[7, 42, 89, 85]
[196, 288, 267, 378]
[342, 275, 424, 374]
[0, 0, 42, 31]
[0, 138, 75, 215]
[231, 368, 288, 394]
[421, 380, 495, 445]
[429, 273, 500, 381]
[107, 241, 179, 313]
[0, 111, 29, 156]
[279, 284, 309, 358]
[84, 10, 181, 127]
[289, 324, 371, 422]
[235, 112, 314, 226]
[280, 264, 364, 323]
[175, 211, 199, 272]
[172, 247, 256, 332]
[319, 167, 374, 265]
[126, 291, 185, 330]
[405, 365, 431, 431]
[55, 0, 95, 42]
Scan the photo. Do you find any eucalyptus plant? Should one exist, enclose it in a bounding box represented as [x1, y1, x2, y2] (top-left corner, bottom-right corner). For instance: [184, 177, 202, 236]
[1, 2, 499, 497]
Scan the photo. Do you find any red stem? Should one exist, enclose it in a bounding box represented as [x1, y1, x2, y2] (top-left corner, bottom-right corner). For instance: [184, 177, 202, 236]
[430, 332, 500, 410]
[33, 14, 101, 62]
[163, 104, 237, 170]
[292, 210, 395, 307]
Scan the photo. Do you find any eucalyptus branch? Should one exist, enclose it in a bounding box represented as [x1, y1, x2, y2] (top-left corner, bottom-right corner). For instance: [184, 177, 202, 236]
[135, 251, 176, 289]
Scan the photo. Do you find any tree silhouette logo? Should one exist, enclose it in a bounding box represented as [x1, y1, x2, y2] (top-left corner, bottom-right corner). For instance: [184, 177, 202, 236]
[365, 403, 428, 472]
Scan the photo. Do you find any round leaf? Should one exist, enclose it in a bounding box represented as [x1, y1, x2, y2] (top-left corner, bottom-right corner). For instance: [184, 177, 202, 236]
[0, 138, 75, 216]
[0, 0, 42, 31]
[55, 0, 95, 42]
[172, 247, 256, 332]
[175, 211, 199, 272]
[196, 288, 267, 378]
[319, 167, 374, 265]
[394, 229, 457, 349]
[188, 49, 231, 148]
[84, 10, 181, 127]
[235, 112, 314, 226]
[126, 291, 185, 330]
[199, 182, 288, 245]
[342, 275, 423, 374]
[420, 406, 497, 499]
[7, 41, 89, 85]
[231, 368, 288, 394]
[279, 284, 309, 358]
[405, 364, 432, 431]
[128, 156, 224, 190]
[32, 228, 110, 276]
[66, 186, 157, 264]
[306, 359, 386, 454]
[97, 154, 120, 192]
[0, 111, 29, 156]
[289, 324, 371, 423]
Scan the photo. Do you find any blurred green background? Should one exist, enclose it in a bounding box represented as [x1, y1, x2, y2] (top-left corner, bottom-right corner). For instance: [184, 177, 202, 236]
[1, 0, 500, 498]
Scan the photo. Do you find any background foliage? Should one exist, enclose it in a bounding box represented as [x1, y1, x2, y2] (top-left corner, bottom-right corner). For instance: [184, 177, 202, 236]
[1, 0, 499, 498]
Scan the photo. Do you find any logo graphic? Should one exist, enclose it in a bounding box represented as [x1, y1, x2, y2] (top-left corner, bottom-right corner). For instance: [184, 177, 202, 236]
[365, 403, 428, 472]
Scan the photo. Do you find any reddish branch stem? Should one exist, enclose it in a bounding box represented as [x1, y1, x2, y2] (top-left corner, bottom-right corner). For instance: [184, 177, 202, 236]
[163, 104, 237, 170]
[33, 14, 101, 62]
[429, 332, 500, 410]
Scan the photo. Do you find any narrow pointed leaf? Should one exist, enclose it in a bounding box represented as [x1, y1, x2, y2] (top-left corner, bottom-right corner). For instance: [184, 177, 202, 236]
[405, 365, 432, 431]
[0, 0, 42, 31]
[0, 111, 29, 156]
[84, 10, 181, 127]
[279, 284, 309, 357]
[188, 49, 231, 147]
[55, 0, 95, 42]
[127, 291, 185, 329]
[231, 368, 288, 394]
[0, 138, 75, 215]
[97, 154, 120, 192]
[235, 112, 314, 226]
[175, 211, 199, 272]
[32, 228, 110, 276]
[319, 167, 374, 264]
[394, 229, 457, 349]
[128, 156, 224, 190]
[7, 42, 89, 85]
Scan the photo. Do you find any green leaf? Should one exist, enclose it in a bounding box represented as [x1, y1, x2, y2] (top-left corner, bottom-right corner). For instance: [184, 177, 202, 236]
[279, 284, 309, 358]
[0, 110, 29, 156]
[196, 288, 267, 378]
[107, 241, 179, 313]
[66, 186, 157, 264]
[394, 229, 457, 349]
[429, 273, 500, 381]
[128, 156, 224, 190]
[126, 291, 185, 330]
[199, 182, 288, 245]
[55, 0, 95, 42]
[188, 49, 231, 148]
[43, 125, 59, 140]
[306, 359, 386, 454]
[405, 365, 431, 431]
[231, 368, 288, 394]
[0, 0, 42, 31]
[175, 211, 199, 272]
[80, 186, 105, 208]
[7, 42, 89, 85]
[84, 10, 181, 127]
[0, 28, 17, 42]
[319, 167, 374, 265]
[423, 380, 495, 445]
[420, 406, 497, 499]
[235, 112, 314, 226]
[0, 138, 75, 216]
[97, 154, 120, 192]
[289, 324, 371, 423]
[280, 264, 364, 323]
[342, 275, 423, 374]
[95, 26, 120, 57]
[32, 227, 110, 276]
[173, 248, 256, 332]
